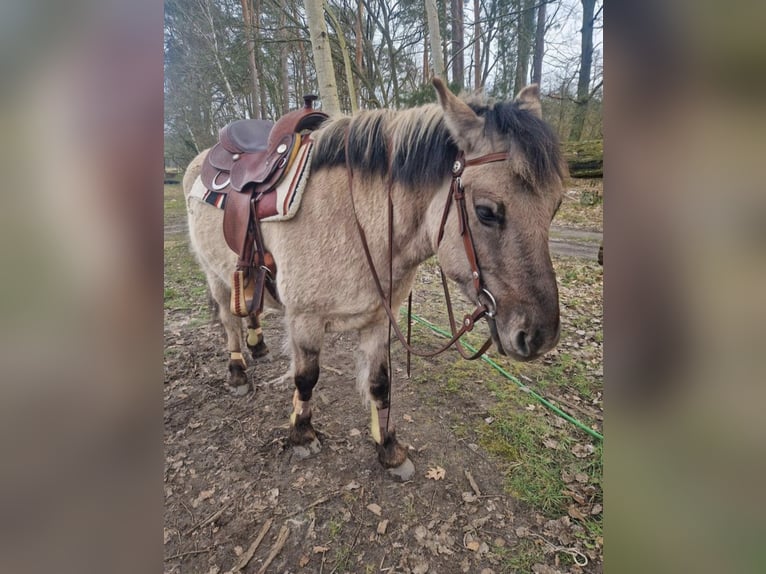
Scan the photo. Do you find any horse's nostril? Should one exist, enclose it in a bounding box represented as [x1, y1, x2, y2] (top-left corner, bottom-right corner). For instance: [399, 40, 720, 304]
[513, 330, 531, 357]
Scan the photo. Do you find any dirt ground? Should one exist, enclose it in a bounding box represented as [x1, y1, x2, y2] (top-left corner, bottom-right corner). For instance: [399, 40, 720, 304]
[164, 181, 603, 574]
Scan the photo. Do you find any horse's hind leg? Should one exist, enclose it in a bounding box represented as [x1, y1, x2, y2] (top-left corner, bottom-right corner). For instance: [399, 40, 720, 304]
[208, 277, 251, 396]
[287, 315, 323, 457]
[358, 323, 415, 481]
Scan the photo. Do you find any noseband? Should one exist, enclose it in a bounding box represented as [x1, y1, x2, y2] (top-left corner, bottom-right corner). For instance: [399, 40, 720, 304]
[345, 136, 509, 360]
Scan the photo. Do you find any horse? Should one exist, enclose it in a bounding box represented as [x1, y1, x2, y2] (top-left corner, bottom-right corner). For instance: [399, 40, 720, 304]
[182, 78, 566, 480]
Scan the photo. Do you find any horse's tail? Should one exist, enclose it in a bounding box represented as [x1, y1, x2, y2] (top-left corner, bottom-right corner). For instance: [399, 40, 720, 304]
[182, 149, 210, 198]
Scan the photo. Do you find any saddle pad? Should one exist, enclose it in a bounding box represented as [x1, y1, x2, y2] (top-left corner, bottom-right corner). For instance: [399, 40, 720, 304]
[258, 140, 313, 222]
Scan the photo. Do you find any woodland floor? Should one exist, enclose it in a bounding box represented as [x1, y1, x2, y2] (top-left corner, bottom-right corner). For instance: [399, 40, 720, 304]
[164, 179, 603, 574]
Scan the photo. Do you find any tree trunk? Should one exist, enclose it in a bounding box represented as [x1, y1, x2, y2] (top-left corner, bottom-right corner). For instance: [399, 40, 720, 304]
[450, 0, 464, 89]
[280, 6, 290, 114]
[325, 3, 357, 113]
[424, 0, 445, 78]
[531, 0, 546, 86]
[514, 0, 535, 94]
[563, 139, 603, 178]
[569, 0, 595, 141]
[240, 0, 260, 118]
[473, 0, 481, 90]
[304, 0, 340, 115]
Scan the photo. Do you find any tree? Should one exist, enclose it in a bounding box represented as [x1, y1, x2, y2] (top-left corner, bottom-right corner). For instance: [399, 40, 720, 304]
[569, 0, 595, 141]
[450, 0, 464, 90]
[425, 0, 445, 78]
[304, 0, 340, 115]
[531, 0, 546, 86]
[513, 0, 535, 94]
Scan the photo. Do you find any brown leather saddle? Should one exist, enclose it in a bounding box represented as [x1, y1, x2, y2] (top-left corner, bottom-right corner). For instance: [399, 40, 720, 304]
[200, 95, 328, 317]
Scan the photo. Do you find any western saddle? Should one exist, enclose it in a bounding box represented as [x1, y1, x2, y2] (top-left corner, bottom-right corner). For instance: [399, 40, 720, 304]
[200, 95, 329, 318]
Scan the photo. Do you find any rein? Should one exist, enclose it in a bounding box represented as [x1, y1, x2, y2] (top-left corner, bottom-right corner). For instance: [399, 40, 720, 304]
[344, 134, 509, 361]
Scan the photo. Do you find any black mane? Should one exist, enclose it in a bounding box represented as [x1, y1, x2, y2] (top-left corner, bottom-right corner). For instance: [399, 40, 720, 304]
[310, 97, 564, 189]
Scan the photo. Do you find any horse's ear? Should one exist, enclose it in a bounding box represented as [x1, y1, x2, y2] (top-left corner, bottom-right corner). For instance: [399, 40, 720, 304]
[432, 77, 485, 153]
[514, 84, 542, 119]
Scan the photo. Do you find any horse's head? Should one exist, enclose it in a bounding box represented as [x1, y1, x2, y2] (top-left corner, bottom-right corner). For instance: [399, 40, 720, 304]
[431, 78, 566, 361]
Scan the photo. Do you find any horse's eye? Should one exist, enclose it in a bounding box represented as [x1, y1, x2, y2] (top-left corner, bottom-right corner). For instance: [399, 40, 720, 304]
[475, 204, 502, 226]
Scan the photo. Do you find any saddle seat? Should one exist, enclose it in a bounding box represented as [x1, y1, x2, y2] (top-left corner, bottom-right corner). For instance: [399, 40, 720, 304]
[223, 118, 273, 153]
[198, 95, 329, 317]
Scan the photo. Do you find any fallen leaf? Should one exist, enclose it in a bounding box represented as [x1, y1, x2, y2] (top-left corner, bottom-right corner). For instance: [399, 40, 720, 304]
[575, 472, 589, 483]
[461, 492, 478, 503]
[299, 555, 310, 567]
[367, 503, 382, 516]
[233, 546, 243, 556]
[349, 428, 361, 437]
[542, 437, 559, 449]
[343, 480, 361, 491]
[466, 540, 480, 551]
[377, 519, 389, 534]
[403, 414, 414, 423]
[571, 443, 595, 458]
[525, 404, 536, 411]
[567, 505, 587, 520]
[590, 503, 603, 515]
[313, 546, 329, 554]
[425, 466, 446, 480]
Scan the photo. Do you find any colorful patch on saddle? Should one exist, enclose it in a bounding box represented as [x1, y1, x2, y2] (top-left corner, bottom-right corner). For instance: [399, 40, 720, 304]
[202, 189, 227, 209]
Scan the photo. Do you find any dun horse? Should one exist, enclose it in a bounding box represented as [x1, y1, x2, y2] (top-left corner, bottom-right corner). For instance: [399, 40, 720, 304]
[183, 79, 566, 479]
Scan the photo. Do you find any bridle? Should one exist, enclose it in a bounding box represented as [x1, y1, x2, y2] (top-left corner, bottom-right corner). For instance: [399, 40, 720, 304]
[345, 136, 510, 362]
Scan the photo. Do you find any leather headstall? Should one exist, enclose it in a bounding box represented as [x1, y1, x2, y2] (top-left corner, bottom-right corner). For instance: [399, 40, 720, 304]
[346, 140, 510, 361]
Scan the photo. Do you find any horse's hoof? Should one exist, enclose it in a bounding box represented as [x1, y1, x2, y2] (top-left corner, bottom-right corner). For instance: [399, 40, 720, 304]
[387, 457, 415, 481]
[230, 383, 251, 396]
[292, 437, 321, 459]
[249, 341, 270, 360]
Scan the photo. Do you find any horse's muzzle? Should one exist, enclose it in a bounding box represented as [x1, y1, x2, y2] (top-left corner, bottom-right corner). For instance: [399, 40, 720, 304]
[489, 315, 561, 361]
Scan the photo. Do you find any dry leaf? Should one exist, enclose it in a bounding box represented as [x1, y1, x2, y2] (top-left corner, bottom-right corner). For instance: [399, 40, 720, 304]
[403, 414, 414, 423]
[575, 472, 589, 483]
[461, 492, 478, 503]
[466, 540, 480, 552]
[590, 503, 603, 515]
[233, 546, 244, 556]
[567, 505, 586, 520]
[312, 546, 329, 554]
[542, 438, 559, 450]
[349, 428, 361, 437]
[571, 443, 595, 458]
[343, 480, 361, 491]
[425, 466, 446, 480]
[299, 555, 310, 567]
[367, 503, 382, 516]
[377, 519, 389, 534]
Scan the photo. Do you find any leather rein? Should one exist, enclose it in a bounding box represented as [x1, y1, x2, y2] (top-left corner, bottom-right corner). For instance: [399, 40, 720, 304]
[345, 135, 510, 361]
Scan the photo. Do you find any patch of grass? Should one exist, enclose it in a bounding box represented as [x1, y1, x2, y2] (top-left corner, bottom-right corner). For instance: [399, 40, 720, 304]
[164, 241, 208, 316]
[327, 517, 344, 541]
[493, 538, 545, 573]
[332, 544, 353, 572]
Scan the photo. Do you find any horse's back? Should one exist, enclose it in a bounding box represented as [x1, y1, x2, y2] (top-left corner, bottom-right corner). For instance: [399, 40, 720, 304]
[183, 149, 209, 198]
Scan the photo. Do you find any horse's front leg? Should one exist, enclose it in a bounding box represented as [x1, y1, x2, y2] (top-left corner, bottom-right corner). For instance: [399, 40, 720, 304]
[359, 324, 416, 481]
[287, 315, 323, 458]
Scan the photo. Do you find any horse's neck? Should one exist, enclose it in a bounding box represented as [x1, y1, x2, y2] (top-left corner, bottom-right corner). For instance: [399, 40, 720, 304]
[392, 180, 450, 270]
